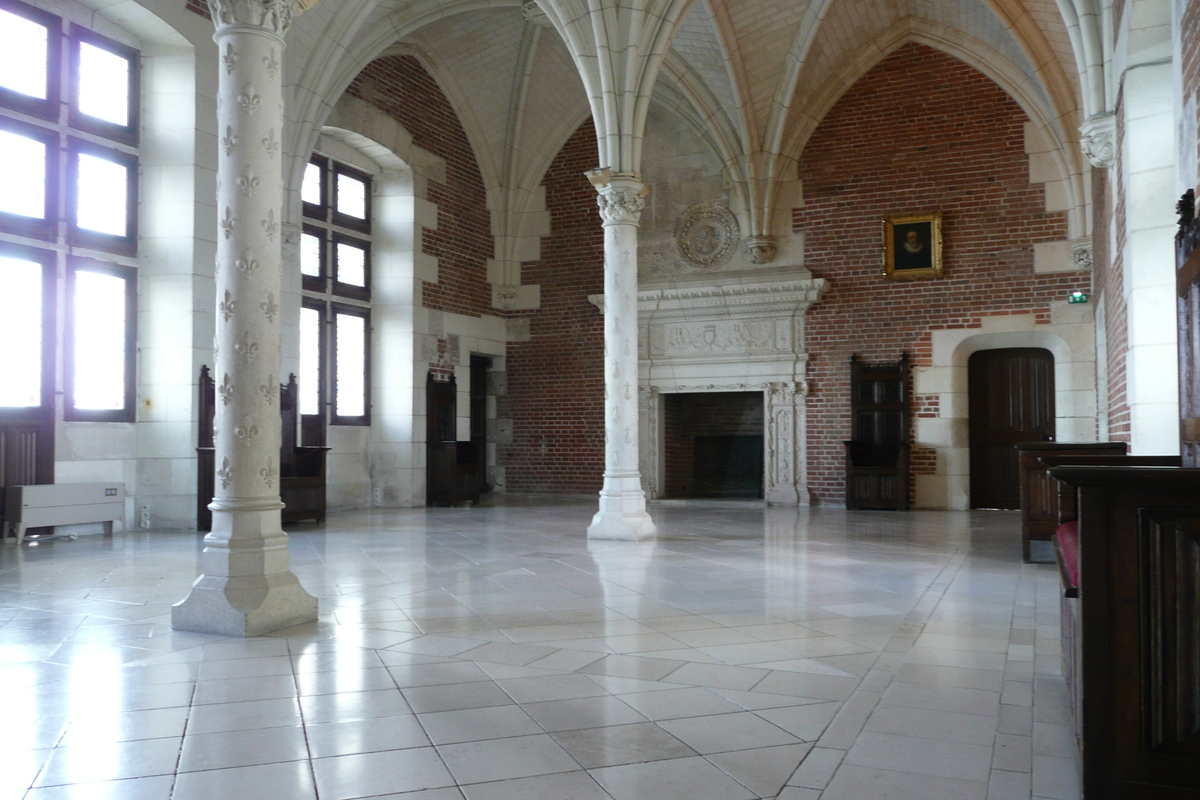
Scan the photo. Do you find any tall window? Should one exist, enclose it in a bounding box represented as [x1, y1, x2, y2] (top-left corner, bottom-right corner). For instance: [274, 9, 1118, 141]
[300, 155, 371, 428]
[0, 0, 139, 421]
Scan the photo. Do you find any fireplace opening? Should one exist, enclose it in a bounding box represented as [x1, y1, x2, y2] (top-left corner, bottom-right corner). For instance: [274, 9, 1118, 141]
[663, 392, 764, 499]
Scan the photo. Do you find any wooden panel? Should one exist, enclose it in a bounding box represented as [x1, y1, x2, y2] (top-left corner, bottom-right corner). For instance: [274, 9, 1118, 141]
[845, 353, 910, 510]
[969, 348, 1055, 509]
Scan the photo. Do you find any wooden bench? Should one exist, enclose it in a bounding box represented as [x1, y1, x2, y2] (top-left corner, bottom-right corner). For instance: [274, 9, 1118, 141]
[3, 483, 126, 544]
[1046, 464, 1200, 798]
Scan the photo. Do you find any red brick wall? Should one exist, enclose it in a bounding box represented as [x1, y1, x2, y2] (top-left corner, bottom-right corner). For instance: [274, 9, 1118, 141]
[345, 56, 493, 318]
[796, 44, 1082, 505]
[501, 122, 606, 493]
[1101, 97, 1132, 442]
[663, 392, 763, 497]
[1187, 0, 1200, 179]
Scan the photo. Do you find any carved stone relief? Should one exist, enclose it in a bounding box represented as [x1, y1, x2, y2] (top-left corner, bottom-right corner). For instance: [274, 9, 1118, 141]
[674, 201, 739, 269]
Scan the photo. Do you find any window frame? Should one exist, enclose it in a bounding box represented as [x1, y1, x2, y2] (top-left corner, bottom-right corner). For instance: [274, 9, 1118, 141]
[330, 302, 370, 426]
[331, 161, 372, 233]
[331, 232, 371, 301]
[67, 137, 139, 255]
[302, 155, 328, 220]
[0, 116, 59, 241]
[299, 298, 326, 421]
[63, 258, 136, 422]
[0, 0, 61, 121]
[0, 241, 56, 420]
[68, 27, 139, 146]
[300, 223, 327, 292]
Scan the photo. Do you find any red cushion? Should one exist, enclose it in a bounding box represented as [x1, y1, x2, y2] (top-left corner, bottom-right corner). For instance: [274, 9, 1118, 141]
[1055, 521, 1079, 588]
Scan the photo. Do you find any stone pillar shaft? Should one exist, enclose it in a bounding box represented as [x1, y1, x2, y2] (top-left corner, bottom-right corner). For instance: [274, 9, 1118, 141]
[587, 173, 656, 540]
[173, 0, 317, 636]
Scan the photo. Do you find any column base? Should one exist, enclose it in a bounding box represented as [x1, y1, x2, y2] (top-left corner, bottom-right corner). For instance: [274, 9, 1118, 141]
[172, 571, 318, 637]
[588, 475, 657, 540]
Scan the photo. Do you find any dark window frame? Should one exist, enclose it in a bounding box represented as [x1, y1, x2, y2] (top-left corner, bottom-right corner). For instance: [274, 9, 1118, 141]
[63, 258, 136, 422]
[0, 115, 59, 241]
[0, 241, 56, 421]
[330, 302, 370, 426]
[0, 0, 61, 121]
[68, 26, 139, 146]
[300, 224, 327, 292]
[331, 232, 371, 301]
[299, 298, 326, 421]
[301, 155, 328, 220]
[67, 136, 139, 255]
[331, 161, 372, 233]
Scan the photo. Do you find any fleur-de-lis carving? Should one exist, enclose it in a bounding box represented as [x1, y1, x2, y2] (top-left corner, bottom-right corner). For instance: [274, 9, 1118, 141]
[235, 249, 259, 274]
[234, 331, 260, 364]
[259, 377, 278, 405]
[220, 207, 236, 239]
[263, 48, 279, 78]
[237, 168, 260, 197]
[237, 86, 261, 116]
[261, 128, 279, 159]
[260, 462, 279, 489]
[222, 43, 238, 75]
[217, 457, 234, 489]
[260, 292, 278, 323]
[217, 372, 235, 405]
[221, 125, 237, 157]
[260, 209, 277, 241]
[234, 415, 259, 446]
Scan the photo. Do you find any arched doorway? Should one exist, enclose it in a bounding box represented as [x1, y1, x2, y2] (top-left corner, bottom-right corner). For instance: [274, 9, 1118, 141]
[968, 348, 1055, 508]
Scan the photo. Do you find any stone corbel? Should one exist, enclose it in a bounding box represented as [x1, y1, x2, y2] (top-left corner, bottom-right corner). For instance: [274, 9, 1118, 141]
[744, 235, 777, 265]
[1080, 113, 1115, 169]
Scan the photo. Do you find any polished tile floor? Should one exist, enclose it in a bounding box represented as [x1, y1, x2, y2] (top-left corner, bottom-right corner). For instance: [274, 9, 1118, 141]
[1, 500, 1080, 800]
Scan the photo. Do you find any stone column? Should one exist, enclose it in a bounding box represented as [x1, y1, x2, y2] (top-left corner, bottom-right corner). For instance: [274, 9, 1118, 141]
[765, 382, 802, 505]
[173, 0, 318, 636]
[586, 170, 656, 540]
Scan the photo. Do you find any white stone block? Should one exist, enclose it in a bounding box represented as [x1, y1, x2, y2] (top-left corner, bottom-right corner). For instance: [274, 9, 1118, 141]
[1033, 240, 1074, 273]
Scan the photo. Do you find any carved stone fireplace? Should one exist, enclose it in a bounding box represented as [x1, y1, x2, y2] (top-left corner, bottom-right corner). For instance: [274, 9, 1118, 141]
[593, 276, 827, 505]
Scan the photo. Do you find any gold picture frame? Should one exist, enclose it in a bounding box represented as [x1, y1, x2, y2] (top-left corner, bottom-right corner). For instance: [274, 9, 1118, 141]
[882, 211, 943, 280]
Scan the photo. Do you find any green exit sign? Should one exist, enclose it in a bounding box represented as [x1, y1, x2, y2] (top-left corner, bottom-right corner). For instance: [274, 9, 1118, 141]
[1068, 292, 1089, 304]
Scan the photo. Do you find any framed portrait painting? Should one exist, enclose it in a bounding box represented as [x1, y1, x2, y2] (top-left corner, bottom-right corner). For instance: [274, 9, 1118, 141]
[882, 211, 943, 280]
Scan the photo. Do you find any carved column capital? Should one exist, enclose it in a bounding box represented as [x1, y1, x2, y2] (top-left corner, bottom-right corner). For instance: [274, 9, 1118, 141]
[207, 0, 297, 35]
[1080, 113, 1116, 169]
[744, 235, 777, 264]
[588, 171, 647, 225]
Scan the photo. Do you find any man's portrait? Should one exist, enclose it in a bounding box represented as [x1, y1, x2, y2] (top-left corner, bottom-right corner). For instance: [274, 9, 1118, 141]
[882, 212, 943, 280]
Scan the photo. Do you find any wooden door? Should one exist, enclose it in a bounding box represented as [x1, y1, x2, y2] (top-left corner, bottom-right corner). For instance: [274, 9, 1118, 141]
[426, 374, 457, 506]
[969, 348, 1055, 508]
[1179, 193, 1200, 466]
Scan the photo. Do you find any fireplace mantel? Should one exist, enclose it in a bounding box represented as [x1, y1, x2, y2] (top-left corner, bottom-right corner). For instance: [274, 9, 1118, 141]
[591, 276, 828, 506]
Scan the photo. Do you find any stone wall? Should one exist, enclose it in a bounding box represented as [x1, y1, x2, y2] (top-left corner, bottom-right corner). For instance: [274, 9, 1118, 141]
[501, 122, 607, 494]
[795, 43, 1084, 505]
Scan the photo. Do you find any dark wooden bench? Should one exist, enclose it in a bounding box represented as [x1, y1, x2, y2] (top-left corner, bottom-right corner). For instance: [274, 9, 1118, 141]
[1045, 463, 1200, 798]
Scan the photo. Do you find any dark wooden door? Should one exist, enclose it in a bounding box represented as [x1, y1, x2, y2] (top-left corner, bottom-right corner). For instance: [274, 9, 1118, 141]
[1180, 203, 1200, 467]
[426, 374, 457, 506]
[969, 348, 1055, 508]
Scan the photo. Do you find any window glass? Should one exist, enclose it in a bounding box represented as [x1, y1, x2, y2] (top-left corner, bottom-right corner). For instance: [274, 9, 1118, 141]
[77, 41, 129, 127]
[335, 240, 366, 287]
[72, 269, 126, 410]
[0, 255, 43, 407]
[335, 172, 366, 220]
[0, 130, 46, 219]
[300, 231, 321, 277]
[299, 306, 321, 416]
[302, 161, 321, 206]
[335, 312, 366, 417]
[75, 152, 127, 235]
[0, 9, 48, 100]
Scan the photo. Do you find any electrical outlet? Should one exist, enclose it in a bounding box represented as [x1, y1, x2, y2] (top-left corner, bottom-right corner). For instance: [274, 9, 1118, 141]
[139, 507, 150, 529]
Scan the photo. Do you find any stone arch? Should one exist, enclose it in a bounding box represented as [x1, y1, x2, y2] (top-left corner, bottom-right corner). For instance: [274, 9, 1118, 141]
[912, 311, 1097, 509]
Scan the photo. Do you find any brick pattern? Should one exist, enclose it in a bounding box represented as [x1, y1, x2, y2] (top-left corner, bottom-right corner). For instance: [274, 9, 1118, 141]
[500, 123, 606, 494]
[662, 392, 764, 497]
[1185, 0, 1200, 188]
[185, 0, 210, 18]
[795, 44, 1080, 505]
[346, 56, 493, 318]
[1100, 100, 1131, 441]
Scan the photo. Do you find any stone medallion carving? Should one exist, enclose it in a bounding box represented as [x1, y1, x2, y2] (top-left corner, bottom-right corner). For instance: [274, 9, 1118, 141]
[674, 202, 739, 269]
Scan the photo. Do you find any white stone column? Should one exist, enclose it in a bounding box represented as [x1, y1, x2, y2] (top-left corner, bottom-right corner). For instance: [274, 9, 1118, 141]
[173, 0, 318, 636]
[765, 382, 803, 505]
[587, 171, 656, 540]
